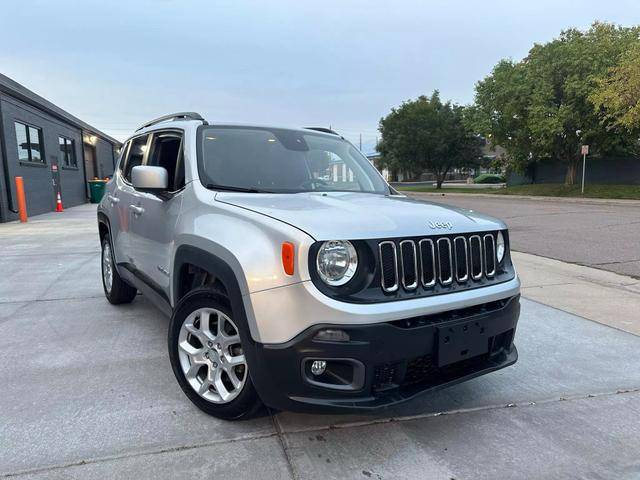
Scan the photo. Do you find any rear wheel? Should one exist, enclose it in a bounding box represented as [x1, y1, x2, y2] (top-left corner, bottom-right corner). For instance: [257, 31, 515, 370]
[168, 288, 262, 420]
[101, 237, 137, 304]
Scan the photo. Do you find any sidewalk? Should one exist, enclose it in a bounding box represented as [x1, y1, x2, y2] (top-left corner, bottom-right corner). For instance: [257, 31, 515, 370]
[408, 191, 640, 207]
[513, 251, 640, 336]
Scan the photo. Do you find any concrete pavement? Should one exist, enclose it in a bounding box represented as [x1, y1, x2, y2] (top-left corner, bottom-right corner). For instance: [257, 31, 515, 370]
[514, 251, 640, 336]
[1, 204, 640, 479]
[409, 192, 640, 278]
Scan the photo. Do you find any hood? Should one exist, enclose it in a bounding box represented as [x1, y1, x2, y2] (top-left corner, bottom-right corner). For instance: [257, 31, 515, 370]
[215, 191, 506, 241]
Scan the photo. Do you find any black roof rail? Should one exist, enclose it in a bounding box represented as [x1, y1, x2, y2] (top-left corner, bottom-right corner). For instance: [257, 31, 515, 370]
[304, 127, 340, 136]
[136, 112, 208, 132]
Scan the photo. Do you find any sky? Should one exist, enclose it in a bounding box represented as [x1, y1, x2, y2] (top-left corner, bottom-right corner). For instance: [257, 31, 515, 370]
[2, 0, 640, 153]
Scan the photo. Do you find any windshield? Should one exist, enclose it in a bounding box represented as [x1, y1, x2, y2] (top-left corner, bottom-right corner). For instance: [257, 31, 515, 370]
[198, 126, 389, 194]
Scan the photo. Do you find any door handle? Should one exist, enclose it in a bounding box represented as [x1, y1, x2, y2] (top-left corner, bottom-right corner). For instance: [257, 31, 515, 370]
[129, 205, 144, 216]
[107, 195, 120, 205]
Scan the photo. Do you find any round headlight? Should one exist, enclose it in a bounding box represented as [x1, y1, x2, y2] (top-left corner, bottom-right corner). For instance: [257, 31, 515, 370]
[496, 231, 506, 263]
[316, 240, 358, 286]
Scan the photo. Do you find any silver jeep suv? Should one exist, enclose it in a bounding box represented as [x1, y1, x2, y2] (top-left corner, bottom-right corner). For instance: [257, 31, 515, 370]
[97, 112, 520, 420]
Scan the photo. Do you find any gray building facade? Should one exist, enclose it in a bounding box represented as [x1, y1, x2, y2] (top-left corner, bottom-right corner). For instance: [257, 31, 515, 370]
[0, 73, 121, 222]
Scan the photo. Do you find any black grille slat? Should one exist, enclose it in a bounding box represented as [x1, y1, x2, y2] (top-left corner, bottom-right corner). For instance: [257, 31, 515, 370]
[379, 241, 398, 292]
[469, 235, 483, 280]
[453, 236, 469, 282]
[399, 240, 418, 290]
[437, 238, 453, 285]
[484, 234, 496, 277]
[419, 239, 436, 287]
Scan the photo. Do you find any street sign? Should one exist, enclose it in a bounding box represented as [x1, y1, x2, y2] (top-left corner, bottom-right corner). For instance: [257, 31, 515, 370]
[581, 145, 589, 194]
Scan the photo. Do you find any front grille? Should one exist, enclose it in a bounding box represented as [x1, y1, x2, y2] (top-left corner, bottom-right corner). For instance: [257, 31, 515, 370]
[379, 232, 500, 294]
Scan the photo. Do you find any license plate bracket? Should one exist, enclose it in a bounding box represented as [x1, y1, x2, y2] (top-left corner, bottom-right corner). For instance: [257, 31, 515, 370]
[437, 318, 489, 367]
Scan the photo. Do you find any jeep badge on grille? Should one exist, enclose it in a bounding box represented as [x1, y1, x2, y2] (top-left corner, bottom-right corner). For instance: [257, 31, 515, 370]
[428, 221, 453, 230]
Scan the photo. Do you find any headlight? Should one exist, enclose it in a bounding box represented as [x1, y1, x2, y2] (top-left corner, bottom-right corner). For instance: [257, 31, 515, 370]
[316, 240, 358, 286]
[496, 231, 506, 263]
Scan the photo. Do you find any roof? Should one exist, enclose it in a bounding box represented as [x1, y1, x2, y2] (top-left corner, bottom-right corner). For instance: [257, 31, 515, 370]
[0, 73, 121, 146]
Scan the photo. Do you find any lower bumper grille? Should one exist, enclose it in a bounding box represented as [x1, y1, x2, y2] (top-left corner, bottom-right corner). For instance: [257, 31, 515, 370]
[372, 328, 515, 392]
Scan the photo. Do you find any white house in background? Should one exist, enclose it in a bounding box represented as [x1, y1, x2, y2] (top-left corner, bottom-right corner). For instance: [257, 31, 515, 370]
[366, 152, 393, 181]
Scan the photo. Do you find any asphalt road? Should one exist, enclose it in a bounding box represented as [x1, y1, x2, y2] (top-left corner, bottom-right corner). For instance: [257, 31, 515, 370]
[410, 193, 640, 278]
[1, 204, 639, 479]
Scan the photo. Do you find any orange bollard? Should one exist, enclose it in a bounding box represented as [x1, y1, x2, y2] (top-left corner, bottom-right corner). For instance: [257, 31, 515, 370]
[15, 176, 27, 223]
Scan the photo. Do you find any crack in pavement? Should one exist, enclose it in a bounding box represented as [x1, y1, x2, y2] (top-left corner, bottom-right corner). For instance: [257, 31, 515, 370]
[271, 410, 299, 480]
[0, 295, 105, 306]
[591, 259, 640, 266]
[0, 251, 99, 258]
[3, 388, 639, 478]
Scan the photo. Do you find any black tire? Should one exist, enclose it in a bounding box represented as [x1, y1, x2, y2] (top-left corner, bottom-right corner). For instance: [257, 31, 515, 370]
[101, 237, 137, 304]
[168, 288, 263, 420]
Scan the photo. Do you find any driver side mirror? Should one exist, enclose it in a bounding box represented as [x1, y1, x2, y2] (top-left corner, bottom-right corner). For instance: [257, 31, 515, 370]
[132, 165, 168, 192]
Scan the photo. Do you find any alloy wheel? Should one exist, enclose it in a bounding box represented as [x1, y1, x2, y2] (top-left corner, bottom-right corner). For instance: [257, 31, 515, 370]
[102, 242, 113, 293]
[177, 307, 247, 404]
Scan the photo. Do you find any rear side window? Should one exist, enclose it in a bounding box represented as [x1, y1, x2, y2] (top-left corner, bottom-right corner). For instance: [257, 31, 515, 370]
[122, 135, 149, 182]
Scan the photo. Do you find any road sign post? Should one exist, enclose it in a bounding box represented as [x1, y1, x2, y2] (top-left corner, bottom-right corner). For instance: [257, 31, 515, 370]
[581, 145, 589, 194]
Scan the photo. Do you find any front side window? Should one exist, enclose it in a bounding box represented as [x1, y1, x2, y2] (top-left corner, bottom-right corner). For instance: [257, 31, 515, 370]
[122, 135, 148, 182]
[198, 127, 389, 194]
[146, 132, 184, 191]
[58, 136, 77, 167]
[14, 122, 45, 164]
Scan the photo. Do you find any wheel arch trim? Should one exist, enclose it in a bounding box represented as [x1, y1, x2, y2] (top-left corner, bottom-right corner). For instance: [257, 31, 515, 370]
[172, 244, 261, 342]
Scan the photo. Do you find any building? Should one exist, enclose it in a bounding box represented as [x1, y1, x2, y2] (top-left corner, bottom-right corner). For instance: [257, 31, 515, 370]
[0, 73, 121, 222]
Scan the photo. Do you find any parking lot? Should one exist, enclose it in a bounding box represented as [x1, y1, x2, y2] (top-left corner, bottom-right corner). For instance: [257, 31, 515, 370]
[411, 192, 640, 278]
[1, 203, 640, 479]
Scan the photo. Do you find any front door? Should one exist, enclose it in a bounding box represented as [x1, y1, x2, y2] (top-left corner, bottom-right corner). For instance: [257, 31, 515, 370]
[84, 144, 98, 181]
[128, 130, 185, 297]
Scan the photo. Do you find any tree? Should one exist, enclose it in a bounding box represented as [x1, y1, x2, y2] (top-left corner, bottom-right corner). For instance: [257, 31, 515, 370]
[471, 22, 640, 184]
[378, 92, 482, 188]
[591, 43, 640, 140]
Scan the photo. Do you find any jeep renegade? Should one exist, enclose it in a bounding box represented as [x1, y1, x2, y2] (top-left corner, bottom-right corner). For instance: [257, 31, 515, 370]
[97, 112, 520, 420]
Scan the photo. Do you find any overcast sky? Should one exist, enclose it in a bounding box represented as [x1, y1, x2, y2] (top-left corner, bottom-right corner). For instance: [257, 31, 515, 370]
[2, 0, 640, 152]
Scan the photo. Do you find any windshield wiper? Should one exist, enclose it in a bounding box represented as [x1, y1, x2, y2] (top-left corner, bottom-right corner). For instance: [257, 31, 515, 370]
[206, 184, 272, 193]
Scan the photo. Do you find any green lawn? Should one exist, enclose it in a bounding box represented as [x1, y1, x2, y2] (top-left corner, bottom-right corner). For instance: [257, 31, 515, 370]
[397, 184, 640, 200]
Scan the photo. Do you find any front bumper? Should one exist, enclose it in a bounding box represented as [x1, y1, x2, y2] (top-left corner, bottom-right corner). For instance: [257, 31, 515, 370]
[248, 294, 520, 413]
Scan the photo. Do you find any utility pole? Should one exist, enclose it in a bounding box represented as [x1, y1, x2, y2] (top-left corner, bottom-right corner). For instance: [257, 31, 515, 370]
[359, 133, 362, 151]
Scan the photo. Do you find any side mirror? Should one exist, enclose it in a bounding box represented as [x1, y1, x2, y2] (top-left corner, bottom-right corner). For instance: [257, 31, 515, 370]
[131, 166, 168, 192]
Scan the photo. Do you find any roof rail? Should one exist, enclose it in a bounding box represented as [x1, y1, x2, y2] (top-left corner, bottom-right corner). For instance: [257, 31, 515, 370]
[136, 112, 208, 132]
[304, 127, 340, 136]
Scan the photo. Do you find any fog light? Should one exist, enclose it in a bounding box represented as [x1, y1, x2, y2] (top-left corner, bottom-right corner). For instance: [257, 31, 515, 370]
[310, 360, 327, 376]
[314, 329, 350, 342]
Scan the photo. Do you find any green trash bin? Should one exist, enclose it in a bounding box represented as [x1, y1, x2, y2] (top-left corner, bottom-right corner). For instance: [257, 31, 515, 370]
[88, 180, 107, 203]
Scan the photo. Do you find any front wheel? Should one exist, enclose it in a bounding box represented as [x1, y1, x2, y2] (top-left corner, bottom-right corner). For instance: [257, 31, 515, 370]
[168, 288, 262, 420]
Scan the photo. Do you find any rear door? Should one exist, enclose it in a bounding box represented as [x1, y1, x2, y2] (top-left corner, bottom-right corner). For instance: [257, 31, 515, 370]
[110, 134, 150, 268]
[128, 130, 185, 297]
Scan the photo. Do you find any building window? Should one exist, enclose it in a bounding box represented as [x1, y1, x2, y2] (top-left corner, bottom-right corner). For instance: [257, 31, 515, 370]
[59, 136, 77, 168]
[14, 122, 45, 164]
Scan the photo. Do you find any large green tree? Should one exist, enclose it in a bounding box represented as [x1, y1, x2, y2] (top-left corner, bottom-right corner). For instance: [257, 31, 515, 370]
[378, 92, 482, 188]
[470, 22, 640, 184]
[591, 43, 640, 140]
